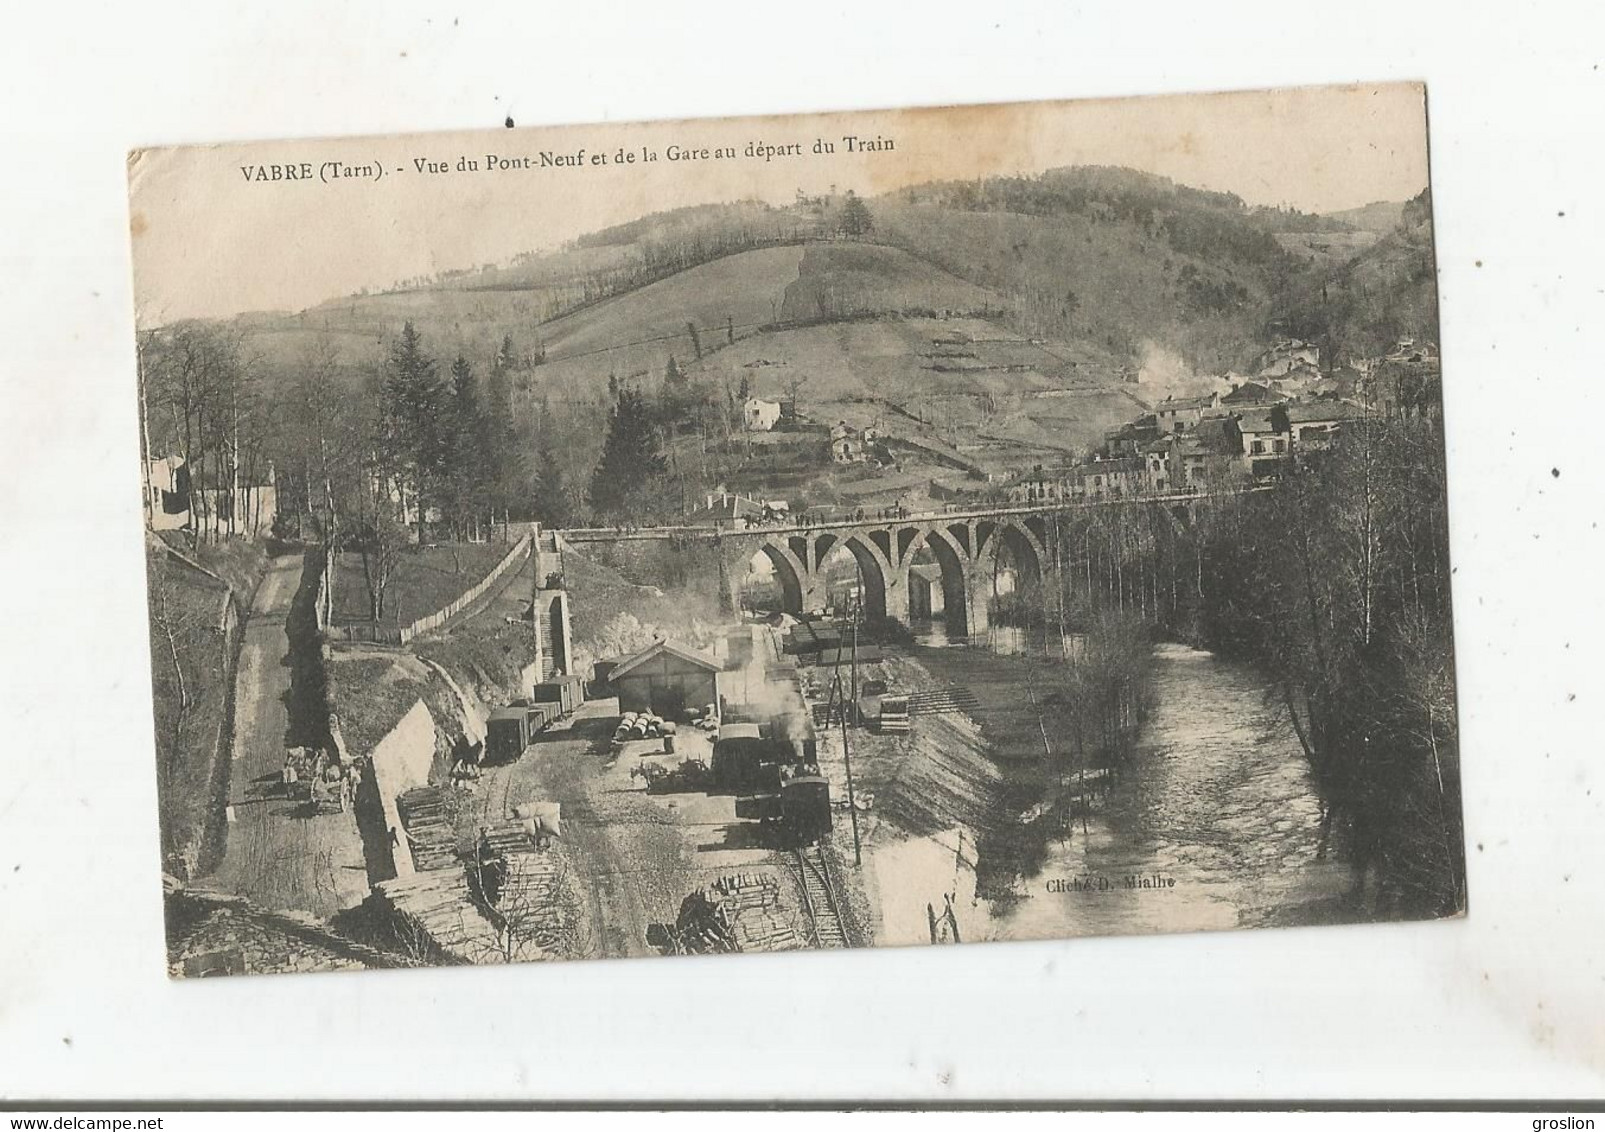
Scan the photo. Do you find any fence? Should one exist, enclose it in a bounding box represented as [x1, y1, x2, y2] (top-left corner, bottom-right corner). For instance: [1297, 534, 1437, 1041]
[330, 532, 533, 646]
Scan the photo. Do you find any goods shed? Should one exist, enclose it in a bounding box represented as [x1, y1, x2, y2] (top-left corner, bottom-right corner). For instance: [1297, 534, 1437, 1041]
[610, 638, 722, 720]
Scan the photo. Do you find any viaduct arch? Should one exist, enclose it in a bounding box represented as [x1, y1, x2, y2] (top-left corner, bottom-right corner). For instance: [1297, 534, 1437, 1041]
[726, 513, 1052, 638]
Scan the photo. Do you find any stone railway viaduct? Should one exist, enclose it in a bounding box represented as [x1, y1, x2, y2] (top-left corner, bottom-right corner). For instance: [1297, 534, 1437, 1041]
[558, 493, 1239, 637]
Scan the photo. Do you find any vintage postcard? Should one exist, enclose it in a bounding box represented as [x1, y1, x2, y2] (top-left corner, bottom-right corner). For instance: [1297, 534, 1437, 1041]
[129, 84, 1462, 977]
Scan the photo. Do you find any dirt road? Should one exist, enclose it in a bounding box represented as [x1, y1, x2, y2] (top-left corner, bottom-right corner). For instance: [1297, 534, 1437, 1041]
[203, 556, 370, 918]
[466, 698, 802, 958]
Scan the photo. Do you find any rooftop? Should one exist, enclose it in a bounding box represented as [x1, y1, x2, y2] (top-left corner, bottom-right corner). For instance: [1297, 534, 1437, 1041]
[1287, 399, 1366, 424]
[611, 637, 723, 679]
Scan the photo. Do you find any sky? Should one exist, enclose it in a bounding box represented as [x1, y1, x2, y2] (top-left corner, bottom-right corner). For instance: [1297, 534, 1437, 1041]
[128, 83, 1430, 327]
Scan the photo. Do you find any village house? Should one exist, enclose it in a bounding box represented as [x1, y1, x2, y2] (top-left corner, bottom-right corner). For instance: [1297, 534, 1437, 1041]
[1142, 414, 1243, 493]
[686, 490, 768, 527]
[1220, 380, 1284, 409]
[1287, 399, 1366, 451]
[1252, 338, 1320, 378]
[1075, 455, 1148, 500]
[144, 454, 278, 538]
[743, 396, 782, 432]
[1236, 405, 1293, 479]
[1177, 416, 1244, 489]
[1143, 439, 1172, 492]
[1003, 465, 1073, 505]
[1103, 414, 1163, 457]
[1154, 392, 1220, 435]
[829, 421, 882, 464]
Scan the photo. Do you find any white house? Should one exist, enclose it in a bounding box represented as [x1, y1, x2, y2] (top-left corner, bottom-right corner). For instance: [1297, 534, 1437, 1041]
[144, 455, 279, 537]
[743, 397, 782, 432]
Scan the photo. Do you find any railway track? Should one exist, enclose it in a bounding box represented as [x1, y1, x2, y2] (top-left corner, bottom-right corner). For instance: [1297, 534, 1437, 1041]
[795, 845, 848, 949]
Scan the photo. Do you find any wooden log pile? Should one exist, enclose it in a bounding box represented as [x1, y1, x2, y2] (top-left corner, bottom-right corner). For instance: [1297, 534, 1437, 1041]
[372, 868, 506, 964]
[494, 850, 580, 958]
[398, 786, 457, 872]
[711, 872, 801, 953]
[480, 820, 538, 858]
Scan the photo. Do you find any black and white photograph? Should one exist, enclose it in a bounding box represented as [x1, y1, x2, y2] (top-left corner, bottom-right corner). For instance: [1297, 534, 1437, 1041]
[127, 85, 1462, 978]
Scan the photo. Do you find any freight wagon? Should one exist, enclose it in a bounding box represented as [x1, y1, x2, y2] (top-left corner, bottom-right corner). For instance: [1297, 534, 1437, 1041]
[531, 674, 585, 718]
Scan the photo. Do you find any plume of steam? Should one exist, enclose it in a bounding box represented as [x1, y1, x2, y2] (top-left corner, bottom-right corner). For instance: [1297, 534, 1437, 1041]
[1136, 341, 1195, 394]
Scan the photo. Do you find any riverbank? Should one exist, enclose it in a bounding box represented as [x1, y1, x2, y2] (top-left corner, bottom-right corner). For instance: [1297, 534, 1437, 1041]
[841, 639, 1358, 946]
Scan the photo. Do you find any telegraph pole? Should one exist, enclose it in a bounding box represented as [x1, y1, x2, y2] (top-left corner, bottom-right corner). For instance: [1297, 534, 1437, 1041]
[833, 557, 863, 867]
[839, 665, 862, 868]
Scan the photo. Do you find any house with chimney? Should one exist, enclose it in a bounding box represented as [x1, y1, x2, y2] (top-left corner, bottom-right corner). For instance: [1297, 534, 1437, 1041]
[1154, 392, 1220, 435]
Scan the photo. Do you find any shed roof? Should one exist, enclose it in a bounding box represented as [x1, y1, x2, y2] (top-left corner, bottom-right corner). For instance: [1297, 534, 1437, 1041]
[611, 637, 722, 680]
[1287, 399, 1365, 424]
[1222, 381, 1279, 405]
[1158, 393, 1217, 412]
[1235, 408, 1284, 433]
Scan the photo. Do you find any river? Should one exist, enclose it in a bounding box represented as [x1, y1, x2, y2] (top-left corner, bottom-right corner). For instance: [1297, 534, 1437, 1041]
[868, 638, 1357, 945]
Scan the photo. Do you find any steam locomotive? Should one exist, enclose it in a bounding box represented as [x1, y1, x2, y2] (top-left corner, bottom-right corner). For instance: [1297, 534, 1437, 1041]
[713, 716, 832, 847]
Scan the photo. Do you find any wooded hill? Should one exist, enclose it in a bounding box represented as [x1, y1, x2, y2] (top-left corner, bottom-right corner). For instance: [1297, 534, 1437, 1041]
[140, 167, 1438, 533]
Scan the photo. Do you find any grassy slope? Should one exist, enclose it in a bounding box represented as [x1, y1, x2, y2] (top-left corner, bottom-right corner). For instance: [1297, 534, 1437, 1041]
[689, 314, 1136, 479]
[874, 201, 1272, 375]
[331, 542, 514, 627]
[778, 242, 1000, 322]
[1327, 200, 1409, 233]
[1278, 191, 1439, 362]
[530, 244, 807, 390]
[146, 539, 268, 877]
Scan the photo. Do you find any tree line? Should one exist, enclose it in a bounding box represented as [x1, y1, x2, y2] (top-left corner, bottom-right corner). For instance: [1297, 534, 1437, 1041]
[1004, 409, 1462, 919]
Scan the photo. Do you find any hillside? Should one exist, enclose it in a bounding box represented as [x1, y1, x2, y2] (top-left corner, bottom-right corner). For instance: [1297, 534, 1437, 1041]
[163, 166, 1437, 534]
[872, 167, 1310, 375]
[1275, 189, 1439, 362]
[1328, 200, 1409, 233]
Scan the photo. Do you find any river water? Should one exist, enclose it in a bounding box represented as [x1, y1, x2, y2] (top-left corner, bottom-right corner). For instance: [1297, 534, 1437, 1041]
[869, 639, 1357, 945]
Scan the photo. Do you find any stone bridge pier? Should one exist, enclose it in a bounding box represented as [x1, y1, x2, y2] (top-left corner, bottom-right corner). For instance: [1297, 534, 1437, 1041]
[718, 513, 1052, 638]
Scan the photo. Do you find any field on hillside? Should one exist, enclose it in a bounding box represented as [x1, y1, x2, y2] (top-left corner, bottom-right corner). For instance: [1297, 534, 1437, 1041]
[779, 243, 1000, 322]
[530, 244, 807, 390]
[874, 202, 1271, 374]
[689, 314, 1138, 476]
[1274, 229, 1382, 275]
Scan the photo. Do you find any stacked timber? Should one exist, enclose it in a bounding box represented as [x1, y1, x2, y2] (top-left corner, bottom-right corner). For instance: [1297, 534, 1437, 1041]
[711, 872, 801, 953]
[475, 824, 577, 959]
[371, 869, 506, 965]
[494, 850, 572, 957]
[905, 686, 981, 716]
[479, 820, 538, 858]
[398, 786, 457, 872]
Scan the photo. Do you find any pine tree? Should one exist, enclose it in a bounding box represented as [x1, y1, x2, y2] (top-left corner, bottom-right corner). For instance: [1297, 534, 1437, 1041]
[589, 386, 668, 520]
[382, 321, 444, 540]
[533, 445, 572, 528]
[446, 353, 484, 536]
[484, 345, 518, 525]
[840, 190, 874, 238]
